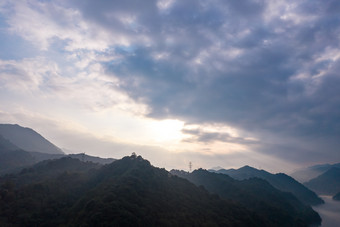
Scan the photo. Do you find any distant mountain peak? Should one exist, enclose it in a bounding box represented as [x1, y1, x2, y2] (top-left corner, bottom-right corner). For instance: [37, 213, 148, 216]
[239, 165, 257, 171]
[0, 124, 63, 154]
[304, 166, 340, 195]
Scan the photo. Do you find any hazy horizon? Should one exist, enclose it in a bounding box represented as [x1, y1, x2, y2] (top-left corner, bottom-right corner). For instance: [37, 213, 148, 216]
[1, 0, 340, 173]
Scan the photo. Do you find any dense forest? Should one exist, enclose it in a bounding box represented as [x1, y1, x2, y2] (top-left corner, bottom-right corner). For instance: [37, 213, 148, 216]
[0, 155, 322, 226]
[0, 155, 267, 226]
[172, 169, 321, 227]
[212, 166, 323, 205]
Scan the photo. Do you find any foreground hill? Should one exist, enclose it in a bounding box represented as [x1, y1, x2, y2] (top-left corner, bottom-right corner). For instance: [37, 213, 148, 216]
[0, 156, 267, 226]
[304, 167, 340, 195]
[172, 169, 321, 227]
[212, 166, 323, 205]
[0, 124, 63, 154]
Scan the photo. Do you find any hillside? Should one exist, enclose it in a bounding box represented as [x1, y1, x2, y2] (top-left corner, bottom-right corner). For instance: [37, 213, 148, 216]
[304, 167, 340, 195]
[291, 163, 340, 183]
[333, 192, 340, 201]
[0, 135, 37, 174]
[172, 169, 321, 227]
[0, 125, 115, 174]
[0, 133, 64, 174]
[0, 124, 63, 154]
[0, 156, 267, 226]
[68, 153, 115, 164]
[213, 166, 323, 205]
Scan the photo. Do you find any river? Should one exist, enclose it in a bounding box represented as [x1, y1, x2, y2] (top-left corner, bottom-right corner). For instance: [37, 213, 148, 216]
[312, 195, 340, 227]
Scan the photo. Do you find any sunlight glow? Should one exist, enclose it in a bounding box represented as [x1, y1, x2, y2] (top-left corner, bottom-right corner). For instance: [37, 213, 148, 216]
[148, 119, 184, 143]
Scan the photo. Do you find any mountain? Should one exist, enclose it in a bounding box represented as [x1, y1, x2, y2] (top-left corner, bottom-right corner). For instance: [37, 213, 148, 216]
[0, 157, 101, 186]
[290, 163, 340, 183]
[304, 167, 340, 195]
[0, 135, 38, 174]
[0, 124, 115, 173]
[0, 134, 19, 151]
[333, 192, 340, 201]
[0, 149, 114, 175]
[68, 153, 115, 164]
[0, 133, 64, 174]
[0, 124, 63, 154]
[212, 166, 323, 205]
[0, 155, 267, 226]
[172, 169, 321, 227]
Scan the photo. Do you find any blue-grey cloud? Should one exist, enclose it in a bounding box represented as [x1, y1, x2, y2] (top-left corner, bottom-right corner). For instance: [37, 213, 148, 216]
[2, 0, 340, 165]
[182, 128, 259, 145]
[62, 0, 340, 163]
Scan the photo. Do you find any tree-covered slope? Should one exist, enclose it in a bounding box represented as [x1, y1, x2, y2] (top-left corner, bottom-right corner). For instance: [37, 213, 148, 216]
[172, 169, 321, 227]
[0, 156, 266, 226]
[214, 166, 323, 205]
[0, 135, 37, 174]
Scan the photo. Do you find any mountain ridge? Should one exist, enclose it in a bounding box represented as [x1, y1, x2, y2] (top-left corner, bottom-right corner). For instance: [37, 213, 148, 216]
[211, 165, 323, 205]
[0, 124, 63, 154]
[0, 155, 268, 226]
[290, 163, 340, 183]
[171, 168, 321, 227]
[304, 167, 340, 195]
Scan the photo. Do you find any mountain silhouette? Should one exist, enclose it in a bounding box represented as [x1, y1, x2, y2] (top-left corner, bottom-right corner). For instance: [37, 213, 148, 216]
[290, 163, 340, 183]
[0, 124, 63, 154]
[333, 192, 340, 201]
[0, 155, 267, 226]
[0, 135, 38, 174]
[172, 169, 321, 227]
[212, 165, 323, 205]
[0, 124, 116, 174]
[304, 167, 340, 195]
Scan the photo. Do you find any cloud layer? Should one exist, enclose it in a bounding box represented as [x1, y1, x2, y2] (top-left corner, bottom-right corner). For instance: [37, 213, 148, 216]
[1, 0, 340, 169]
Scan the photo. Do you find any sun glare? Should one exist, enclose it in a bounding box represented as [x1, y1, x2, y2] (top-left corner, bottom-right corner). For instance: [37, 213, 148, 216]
[148, 119, 184, 143]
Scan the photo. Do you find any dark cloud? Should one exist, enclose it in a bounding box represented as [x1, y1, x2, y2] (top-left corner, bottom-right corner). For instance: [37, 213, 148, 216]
[64, 0, 340, 163]
[182, 128, 259, 145]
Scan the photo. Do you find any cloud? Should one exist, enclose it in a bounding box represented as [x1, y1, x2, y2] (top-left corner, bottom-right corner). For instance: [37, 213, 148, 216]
[1, 0, 340, 167]
[182, 127, 259, 145]
[0, 108, 294, 172]
[99, 0, 340, 163]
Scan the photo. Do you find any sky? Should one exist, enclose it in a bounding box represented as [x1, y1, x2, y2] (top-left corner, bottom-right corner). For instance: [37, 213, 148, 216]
[0, 0, 339, 173]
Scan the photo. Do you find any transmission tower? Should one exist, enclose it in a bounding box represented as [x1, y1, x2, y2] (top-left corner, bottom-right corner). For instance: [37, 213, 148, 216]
[189, 161, 192, 172]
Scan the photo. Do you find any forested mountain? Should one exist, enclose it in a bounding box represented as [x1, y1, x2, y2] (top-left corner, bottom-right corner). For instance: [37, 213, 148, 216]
[0, 156, 268, 226]
[0, 125, 115, 174]
[68, 153, 115, 165]
[0, 135, 37, 174]
[0, 124, 64, 154]
[212, 166, 323, 205]
[0, 124, 325, 226]
[0, 135, 19, 151]
[172, 169, 321, 227]
[304, 167, 340, 195]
